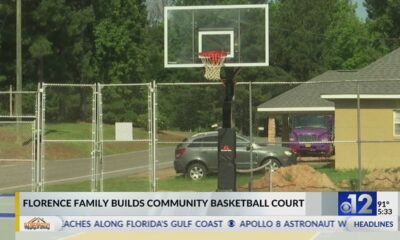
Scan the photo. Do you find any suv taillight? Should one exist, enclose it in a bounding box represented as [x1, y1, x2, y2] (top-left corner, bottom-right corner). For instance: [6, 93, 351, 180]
[175, 147, 186, 158]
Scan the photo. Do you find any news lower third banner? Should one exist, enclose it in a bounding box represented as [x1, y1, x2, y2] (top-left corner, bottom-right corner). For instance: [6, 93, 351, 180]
[15, 192, 399, 232]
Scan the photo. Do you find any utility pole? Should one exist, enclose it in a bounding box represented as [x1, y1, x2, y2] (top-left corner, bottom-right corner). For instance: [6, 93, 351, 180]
[16, 0, 22, 143]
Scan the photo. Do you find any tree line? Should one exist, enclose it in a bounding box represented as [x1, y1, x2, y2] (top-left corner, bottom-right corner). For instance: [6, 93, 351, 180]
[0, 0, 399, 132]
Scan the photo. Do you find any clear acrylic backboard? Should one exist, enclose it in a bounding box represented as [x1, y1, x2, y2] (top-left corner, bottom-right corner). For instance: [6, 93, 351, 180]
[164, 4, 269, 68]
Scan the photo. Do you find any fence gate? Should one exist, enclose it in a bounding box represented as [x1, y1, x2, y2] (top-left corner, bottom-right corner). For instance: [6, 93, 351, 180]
[98, 83, 154, 192]
[40, 83, 97, 191]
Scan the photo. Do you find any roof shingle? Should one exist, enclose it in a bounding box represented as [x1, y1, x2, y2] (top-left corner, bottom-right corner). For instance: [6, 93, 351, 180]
[258, 47, 400, 112]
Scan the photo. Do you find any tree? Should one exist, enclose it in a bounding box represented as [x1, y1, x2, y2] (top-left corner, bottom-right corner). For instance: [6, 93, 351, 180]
[94, 0, 150, 84]
[365, 0, 400, 51]
[271, 0, 338, 80]
[30, 0, 97, 121]
[322, 0, 380, 69]
[146, 0, 173, 25]
[0, 2, 15, 88]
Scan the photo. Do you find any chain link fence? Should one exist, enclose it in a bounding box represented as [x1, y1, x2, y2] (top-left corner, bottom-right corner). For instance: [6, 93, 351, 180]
[41, 83, 96, 192]
[1, 79, 400, 192]
[0, 89, 37, 192]
[99, 83, 153, 192]
[156, 82, 222, 191]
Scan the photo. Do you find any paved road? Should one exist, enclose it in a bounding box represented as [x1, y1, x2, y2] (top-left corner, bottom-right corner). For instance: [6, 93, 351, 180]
[0, 147, 175, 192]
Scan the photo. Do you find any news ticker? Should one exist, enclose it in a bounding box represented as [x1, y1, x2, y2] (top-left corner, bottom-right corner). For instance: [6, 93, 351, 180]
[15, 192, 400, 232]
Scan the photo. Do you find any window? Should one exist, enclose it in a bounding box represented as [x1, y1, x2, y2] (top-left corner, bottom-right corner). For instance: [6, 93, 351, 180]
[188, 138, 203, 148]
[188, 136, 218, 148]
[201, 136, 218, 148]
[395, 110, 400, 136]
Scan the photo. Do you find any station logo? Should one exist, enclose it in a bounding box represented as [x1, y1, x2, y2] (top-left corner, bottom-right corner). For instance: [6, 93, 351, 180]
[338, 192, 377, 216]
[24, 217, 51, 230]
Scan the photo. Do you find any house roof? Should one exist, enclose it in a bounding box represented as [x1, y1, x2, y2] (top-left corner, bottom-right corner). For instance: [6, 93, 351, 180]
[322, 47, 400, 95]
[257, 70, 356, 112]
[258, 47, 400, 113]
[359, 47, 400, 80]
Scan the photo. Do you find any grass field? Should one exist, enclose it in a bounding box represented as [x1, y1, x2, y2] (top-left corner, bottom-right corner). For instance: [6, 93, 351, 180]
[314, 165, 367, 190]
[0, 123, 33, 159]
[44, 166, 366, 192]
[1, 122, 367, 192]
[45, 172, 265, 192]
[3, 165, 369, 192]
[0, 122, 191, 160]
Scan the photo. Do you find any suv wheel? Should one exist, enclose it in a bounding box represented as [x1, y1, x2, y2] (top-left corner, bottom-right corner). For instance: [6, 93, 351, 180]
[187, 163, 207, 180]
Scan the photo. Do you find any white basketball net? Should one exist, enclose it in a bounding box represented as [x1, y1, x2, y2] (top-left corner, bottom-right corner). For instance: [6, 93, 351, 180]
[199, 51, 227, 81]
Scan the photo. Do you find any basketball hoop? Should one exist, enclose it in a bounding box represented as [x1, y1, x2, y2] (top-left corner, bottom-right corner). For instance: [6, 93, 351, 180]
[199, 51, 227, 81]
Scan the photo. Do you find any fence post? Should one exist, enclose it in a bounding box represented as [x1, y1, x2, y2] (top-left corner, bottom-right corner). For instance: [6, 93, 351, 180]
[356, 81, 362, 191]
[151, 80, 158, 192]
[97, 83, 104, 192]
[248, 82, 253, 192]
[41, 83, 46, 192]
[9, 85, 12, 117]
[92, 83, 103, 192]
[31, 120, 35, 192]
[34, 82, 45, 192]
[147, 83, 153, 192]
[34, 83, 40, 192]
[90, 85, 96, 192]
[91, 83, 103, 192]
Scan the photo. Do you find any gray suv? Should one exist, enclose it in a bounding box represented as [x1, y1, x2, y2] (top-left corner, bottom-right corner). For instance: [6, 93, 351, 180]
[174, 131, 296, 180]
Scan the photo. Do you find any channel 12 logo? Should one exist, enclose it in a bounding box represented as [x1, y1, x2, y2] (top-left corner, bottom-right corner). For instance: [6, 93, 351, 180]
[338, 192, 377, 216]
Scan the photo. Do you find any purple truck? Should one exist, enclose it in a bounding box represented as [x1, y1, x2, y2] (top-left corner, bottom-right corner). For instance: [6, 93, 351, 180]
[289, 115, 334, 156]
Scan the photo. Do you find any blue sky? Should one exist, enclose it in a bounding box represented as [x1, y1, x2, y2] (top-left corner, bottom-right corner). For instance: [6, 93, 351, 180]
[353, 0, 367, 20]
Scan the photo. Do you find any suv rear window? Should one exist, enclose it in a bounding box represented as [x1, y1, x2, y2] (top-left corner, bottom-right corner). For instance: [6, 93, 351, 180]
[188, 136, 218, 148]
[201, 136, 218, 148]
[188, 138, 203, 148]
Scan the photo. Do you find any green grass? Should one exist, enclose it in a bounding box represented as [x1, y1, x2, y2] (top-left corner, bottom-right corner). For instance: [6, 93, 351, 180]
[0, 123, 33, 159]
[45, 123, 149, 140]
[45, 173, 264, 192]
[0, 122, 191, 160]
[313, 165, 368, 188]
[43, 123, 151, 160]
[7, 164, 371, 192]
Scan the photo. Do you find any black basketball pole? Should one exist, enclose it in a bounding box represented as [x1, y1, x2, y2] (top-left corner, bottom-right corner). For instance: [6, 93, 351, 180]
[222, 68, 240, 129]
[222, 78, 235, 128]
[217, 68, 240, 192]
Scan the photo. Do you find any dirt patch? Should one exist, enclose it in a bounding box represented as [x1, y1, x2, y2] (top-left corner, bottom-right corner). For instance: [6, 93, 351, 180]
[240, 165, 337, 192]
[337, 169, 400, 191]
[360, 169, 400, 191]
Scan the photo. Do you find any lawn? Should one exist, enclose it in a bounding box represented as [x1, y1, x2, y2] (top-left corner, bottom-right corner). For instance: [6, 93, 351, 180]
[2, 123, 369, 192]
[0, 123, 33, 159]
[43, 123, 190, 160]
[313, 165, 368, 189]
[45, 173, 264, 192]
[0, 122, 191, 160]
[45, 166, 370, 192]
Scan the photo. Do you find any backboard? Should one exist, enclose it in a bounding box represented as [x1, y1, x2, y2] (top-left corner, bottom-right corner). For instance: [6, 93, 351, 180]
[164, 4, 269, 68]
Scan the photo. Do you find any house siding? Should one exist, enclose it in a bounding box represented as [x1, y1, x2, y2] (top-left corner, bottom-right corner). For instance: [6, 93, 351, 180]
[335, 100, 400, 169]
